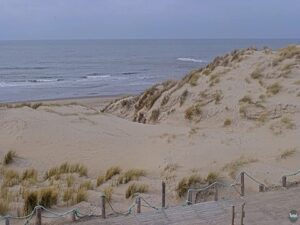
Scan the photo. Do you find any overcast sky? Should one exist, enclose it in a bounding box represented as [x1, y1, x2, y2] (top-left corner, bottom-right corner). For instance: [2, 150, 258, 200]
[0, 0, 299, 40]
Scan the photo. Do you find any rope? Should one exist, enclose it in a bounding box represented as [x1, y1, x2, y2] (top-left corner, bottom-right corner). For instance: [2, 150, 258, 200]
[243, 171, 268, 188]
[284, 169, 300, 177]
[106, 198, 137, 216]
[138, 195, 159, 211]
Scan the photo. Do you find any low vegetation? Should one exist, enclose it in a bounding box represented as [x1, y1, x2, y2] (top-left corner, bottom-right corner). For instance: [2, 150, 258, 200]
[103, 186, 114, 201]
[251, 69, 263, 79]
[281, 116, 296, 129]
[185, 104, 202, 121]
[176, 174, 203, 198]
[223, 156, 258, 178]
[118, 169, 146, 184]
[96, 175, 105, 187]
[150, 109, 160, 122]
[179, 90, 189, 106]
[223, 118, 232, 126]
[278, 148, 297, 160]
[239, 95, 253, 104]
[206, 172, 220, 184]
[3, 150, 17, 165]
[267, 82, 282, 95]
[125, 183, 149, 199]
[79, 180, 93, 190]
[39, 187, 58, 207]
[22, 168, 38, 182]
[0, 200, 9, 215]
[105, 166, 121, 181]
[44, 162, 87, 180]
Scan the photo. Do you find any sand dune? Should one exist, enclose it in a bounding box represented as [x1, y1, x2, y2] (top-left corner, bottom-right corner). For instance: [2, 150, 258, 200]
[0, 45, 299, 219]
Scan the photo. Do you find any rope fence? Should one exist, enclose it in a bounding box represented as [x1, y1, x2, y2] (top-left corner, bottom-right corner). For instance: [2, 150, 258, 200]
[1, 168, 299, 224]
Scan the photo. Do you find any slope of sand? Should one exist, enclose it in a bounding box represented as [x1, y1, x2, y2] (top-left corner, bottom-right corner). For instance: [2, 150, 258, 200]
[0, 45, 299, 219]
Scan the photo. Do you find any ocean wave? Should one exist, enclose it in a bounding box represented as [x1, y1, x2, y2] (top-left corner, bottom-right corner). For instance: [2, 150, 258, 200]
[177, 57, 206, 63]
[122, 72, 138, 75]
[0, 66, 49, 70]
[0, 78, 63, 87]
[81, 73, 111, 79]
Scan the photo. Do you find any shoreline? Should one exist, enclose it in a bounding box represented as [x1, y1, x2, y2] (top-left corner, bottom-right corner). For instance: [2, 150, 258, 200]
[0, 94, 130, 105]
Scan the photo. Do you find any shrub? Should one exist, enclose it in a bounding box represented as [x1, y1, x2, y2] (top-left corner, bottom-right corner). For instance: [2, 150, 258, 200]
[125, 183, 148, 199]
[224, 119, 232, 126]
[267, 82, 282, 95]
[24, 191, 38, 214]
[105, 166, 121, 181]
[3, 150, 17, 165]
[39, 188, 58, 208]
[118, 169, 146, 184]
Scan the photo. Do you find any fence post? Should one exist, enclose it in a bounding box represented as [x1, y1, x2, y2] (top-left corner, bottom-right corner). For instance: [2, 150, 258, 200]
[259, 184, 264, 192]
[231, 205, 235, 225]
[187, 190, 192, 205]
[241, 203, 245, 225]
[5, 217, 9, 225]
[101, 194, 106, 219]
[71, 210, 76, 222]
[136, 196, 141, 214]
[214, 183, 218, 201]
[282, 176, 287, 187]
[162, 181, 166, 208]
[35, 207, 42, 225]
[241, 172, 245, 196]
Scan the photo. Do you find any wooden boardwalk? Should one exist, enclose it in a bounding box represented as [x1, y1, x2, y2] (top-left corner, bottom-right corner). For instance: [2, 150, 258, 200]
[68, 187, 300, 225]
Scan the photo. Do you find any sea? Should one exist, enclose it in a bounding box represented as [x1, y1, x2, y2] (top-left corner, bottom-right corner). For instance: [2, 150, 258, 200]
[0, 39, 299, 103]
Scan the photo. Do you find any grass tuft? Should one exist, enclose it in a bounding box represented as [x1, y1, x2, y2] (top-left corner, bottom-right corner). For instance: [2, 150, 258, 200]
[125, 183, 148, 199]
[223, 118, 232, 126]
[22, 168, 38, 182]
[24, 191, 38, 214]
[223, 156, 258, 178]
[103, 186, 114, 201]
[39, 187, 58, 208]
[0, 200, 9, 215]
[44, 162, 88, 180]
[176, 174, 203, 198]
[206, 172, 220, 185]
[3, 150, 17, 165]
[150, 109, 160, 122]
[185, 104, 202, 121]
[279, 148, 297, 160]
[79, 180, 93, 190]
[267, 82, 282, 95]
[105, 166, 121, 181]
[118, 169, 146, 184]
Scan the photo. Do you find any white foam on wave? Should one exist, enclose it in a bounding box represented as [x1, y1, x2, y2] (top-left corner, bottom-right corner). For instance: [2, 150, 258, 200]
[86, 74, 111, 79]
[177, 57, 206, 63]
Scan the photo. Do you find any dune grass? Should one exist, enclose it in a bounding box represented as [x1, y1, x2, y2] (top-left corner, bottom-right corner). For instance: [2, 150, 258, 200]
[3, 150, 17, 165]
[22, 168, 38, 182]
[73, 188, 87, 204]
[117, 169, 146, 184]
[176, 174, 203, 198]
[103, 186, 114, 201]
[150, 109, 160, 122]
[105, 166, 121, 181]
[44, 162, 88, 180]
[267, 82, 282, 95]
[206, 172, 220, 185]
[278, 148, 297, 160]
[96, 175, 105, 187]
[2, 169, 20, 187]
[185, 104, 202, 121]
[180, 90, 189, 106]
[0, 199, 9, 215]
[281, 116, 296, 129]
[39, 187, 58, 208]
[24, 191, 38, 214]
[79, 180, 93, 190]
[63, 188, 74, 203]
[125, 183, 149, 199]
[223, 156, 258, 178]
[250, 69, 263, 79]
[239, 95, 253, 104]
[223, 118, 232, 126]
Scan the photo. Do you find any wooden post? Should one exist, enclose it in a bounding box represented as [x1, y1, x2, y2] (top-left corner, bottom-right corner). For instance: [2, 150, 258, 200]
[240, 172, 245, 196]
[5, 217, 9, 225]
[71, 210, 76, 222]
[162, 181, 166, 208]
[231, 205, 235, 225]
[136, 196, 141, 214]
[259, 184, 264, 192]
[187, 190, 192, 205]
[282, 176, 287, 187]
[101, 194, 106, 219]
[35, 207, 42, 225]
[241, 203, 245, 225]
[214, 183, 218, 201]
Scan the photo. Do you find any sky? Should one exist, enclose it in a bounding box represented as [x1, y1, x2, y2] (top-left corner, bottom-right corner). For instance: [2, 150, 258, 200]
[0, 0, 299, 40]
